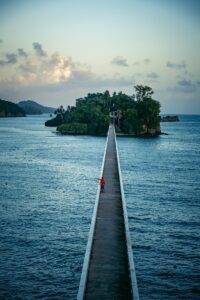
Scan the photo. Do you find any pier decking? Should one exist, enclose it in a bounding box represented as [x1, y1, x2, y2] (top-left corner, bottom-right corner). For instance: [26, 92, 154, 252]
[77, 125, 139, 300]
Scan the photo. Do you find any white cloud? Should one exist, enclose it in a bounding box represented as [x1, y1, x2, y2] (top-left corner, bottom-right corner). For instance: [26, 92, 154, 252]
[133, 58, 151, 66]
[0, 43, 135, 89]
[1, 43, 199, 113]
[166, 61, 187, 70]
[143, 58, 150, 64]
[0, 43, 135, 105]
[1, 51, 72, 85]
[111, 56, 129, 67]
[147, 72, 159, 79]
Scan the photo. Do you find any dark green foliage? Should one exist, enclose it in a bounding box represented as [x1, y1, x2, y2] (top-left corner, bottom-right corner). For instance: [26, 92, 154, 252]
[135, 85, 154, 101]
[45, 114, 64, 126]
[45, 85, 161, 136]
[0, 99, 26, 117]
[120, 108, 142, 134]
[46, 91, 110, 135]
[161, 115, 179, 122]
[57, 123, 88, 134]
[136, 98, 160, 130]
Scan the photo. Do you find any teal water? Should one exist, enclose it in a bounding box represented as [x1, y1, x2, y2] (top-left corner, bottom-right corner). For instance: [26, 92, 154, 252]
[0, 115, 199, 299]
[0, 115, 105, 299]
[118, 115, 200, 300]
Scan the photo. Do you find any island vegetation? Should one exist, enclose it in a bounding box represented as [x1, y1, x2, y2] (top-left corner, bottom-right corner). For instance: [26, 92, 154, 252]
[0, 99, 26, 117]
[18, 100, 55, 115]
[45, 85, 161, 137]
[161, 115, 179, 122]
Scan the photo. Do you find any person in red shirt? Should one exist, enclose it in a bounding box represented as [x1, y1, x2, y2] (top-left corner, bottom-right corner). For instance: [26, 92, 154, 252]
[99, 176, 106, 192]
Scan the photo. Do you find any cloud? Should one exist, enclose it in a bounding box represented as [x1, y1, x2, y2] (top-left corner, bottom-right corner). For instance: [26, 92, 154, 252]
[18, 60, 37, 73]
[45, 53, 72, 83]
[0, 73, 134, 108]
[134, 72, 142, 77]
[16, 52, 72, 85]
[147, 72, 159, 79]
[176, 78, 196, 93]
[133, 58, 151, 66]
[166, 77, 199, 95]
[0, 42, 73, 85]
[178, 79, 192, 87]
[0, 42, 136, 104]
[6, 53, 17, 64]
[111, 56, 128, 67]
[18, 48, 28, 58]
[0, 52, 17, 66]
[32, 42, 47, 57]
[67, 66, 134, 89]
[166, 61, 187, 70]
[143, 58, 151, 64]
[70, 68, 93, 82]
[133, 61, 140, 66]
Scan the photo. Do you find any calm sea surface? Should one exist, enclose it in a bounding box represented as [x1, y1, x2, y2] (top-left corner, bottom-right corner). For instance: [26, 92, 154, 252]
[0, 115, 199, 299]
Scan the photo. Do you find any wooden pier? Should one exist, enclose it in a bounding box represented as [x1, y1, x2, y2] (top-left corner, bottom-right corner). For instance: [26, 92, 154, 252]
[77, 125, 139, 300]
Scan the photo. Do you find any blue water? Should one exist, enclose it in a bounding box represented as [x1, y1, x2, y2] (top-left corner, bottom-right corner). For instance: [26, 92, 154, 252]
[0, 115, 105, 299]
[0, 115, 199, 299]
[118, 115, 200, 300]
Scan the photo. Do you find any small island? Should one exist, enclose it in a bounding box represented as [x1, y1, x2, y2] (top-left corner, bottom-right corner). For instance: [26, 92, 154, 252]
[161, 115, 179, 122]
[0, 99, 26, 117]
[45, 85, 161, 137]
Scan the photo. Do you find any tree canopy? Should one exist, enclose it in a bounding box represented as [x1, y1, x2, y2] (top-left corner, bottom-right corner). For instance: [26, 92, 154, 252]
[0, 99, 26, 117]
[45, 85, 161, 136]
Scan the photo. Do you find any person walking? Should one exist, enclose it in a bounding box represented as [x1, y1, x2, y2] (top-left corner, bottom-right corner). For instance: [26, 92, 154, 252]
[99, 176, 106, 192]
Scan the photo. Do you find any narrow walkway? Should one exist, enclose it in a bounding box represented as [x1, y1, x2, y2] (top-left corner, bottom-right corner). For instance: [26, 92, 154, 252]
[84, 125, 132, 299]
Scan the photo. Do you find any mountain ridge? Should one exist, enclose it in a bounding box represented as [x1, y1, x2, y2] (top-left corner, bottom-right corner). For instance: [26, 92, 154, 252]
[18, 100, 55, 115]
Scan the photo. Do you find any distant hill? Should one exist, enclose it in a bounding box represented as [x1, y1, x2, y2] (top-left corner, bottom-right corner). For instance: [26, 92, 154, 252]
[0, 99, 26, 117]
[18, 100, 55, 115]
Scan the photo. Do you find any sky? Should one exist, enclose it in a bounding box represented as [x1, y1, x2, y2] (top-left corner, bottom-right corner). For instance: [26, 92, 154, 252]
[0, 0, 200, 113]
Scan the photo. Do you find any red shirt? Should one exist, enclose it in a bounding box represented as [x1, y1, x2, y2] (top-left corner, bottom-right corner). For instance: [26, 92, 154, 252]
[100, 178, 105, 186]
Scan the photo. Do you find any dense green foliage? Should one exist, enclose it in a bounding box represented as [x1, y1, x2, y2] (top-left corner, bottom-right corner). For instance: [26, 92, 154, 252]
[58, 123, 88, 134]
[0, 99, 26, 117]
[45, 85, 161, 136]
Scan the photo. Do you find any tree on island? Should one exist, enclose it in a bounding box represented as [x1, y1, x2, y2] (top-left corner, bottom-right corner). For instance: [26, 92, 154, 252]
[45, 85, 161, 136]
[134, 85, 160, 134]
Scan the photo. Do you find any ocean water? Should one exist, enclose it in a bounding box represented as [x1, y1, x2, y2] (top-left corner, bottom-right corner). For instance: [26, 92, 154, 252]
[118, 115, 200, 300]
[0, 115, 199, 299]
[0, 115, 105, 299]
